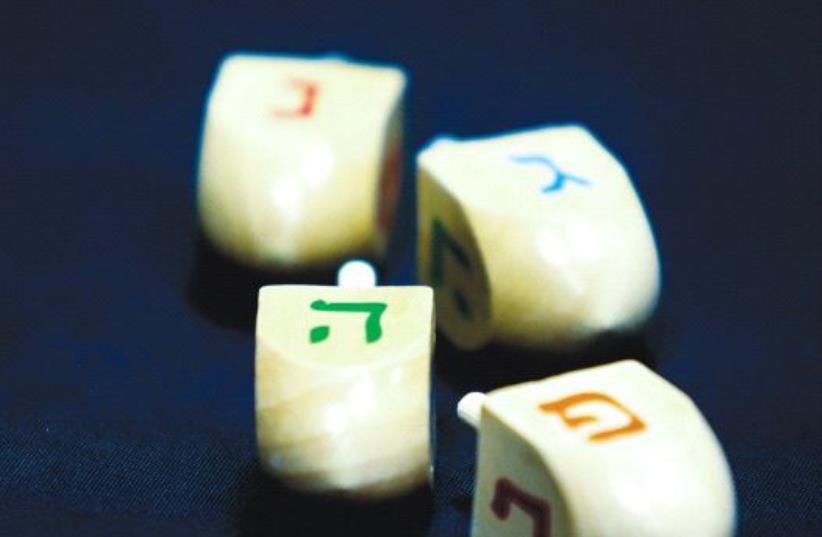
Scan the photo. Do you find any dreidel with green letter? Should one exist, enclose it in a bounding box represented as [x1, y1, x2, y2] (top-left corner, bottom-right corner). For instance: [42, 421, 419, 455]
[255, 278, 433, 500]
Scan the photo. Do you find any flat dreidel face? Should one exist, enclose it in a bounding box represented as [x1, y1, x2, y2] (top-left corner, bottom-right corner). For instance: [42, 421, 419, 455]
[255, 285, 433, 499]
[470, 360, 736, 537]
[198, 54, 406, 270]
[257, 286, 432, 366]
[417, 125, 660, 350]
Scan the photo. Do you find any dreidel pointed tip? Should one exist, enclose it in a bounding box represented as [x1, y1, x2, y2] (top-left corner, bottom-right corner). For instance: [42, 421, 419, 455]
[458, 392, 486, 429]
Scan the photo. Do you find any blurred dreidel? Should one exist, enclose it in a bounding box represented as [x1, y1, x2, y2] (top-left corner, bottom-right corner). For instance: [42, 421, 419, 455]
[198, 53, 406, 270]
[458, 360, 736, 537]
[417, 125, 660, 350]
[255, 282, 433, 499]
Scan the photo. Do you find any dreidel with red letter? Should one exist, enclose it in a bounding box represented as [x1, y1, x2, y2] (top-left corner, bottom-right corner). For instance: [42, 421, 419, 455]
[255, 273, 433, 500]
[199, 53, 405, 270]
[458, 360, 736, 537]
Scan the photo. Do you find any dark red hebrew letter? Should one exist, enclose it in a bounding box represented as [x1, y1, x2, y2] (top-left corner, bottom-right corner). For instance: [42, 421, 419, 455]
[490, 477, 551, 537]
[377, 135, 402, 232]
[273, 79, 318, 118]
[539, 392, 645, 442]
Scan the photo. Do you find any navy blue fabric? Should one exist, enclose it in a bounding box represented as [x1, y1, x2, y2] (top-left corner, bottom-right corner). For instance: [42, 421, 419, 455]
[2, 1, 820, 535]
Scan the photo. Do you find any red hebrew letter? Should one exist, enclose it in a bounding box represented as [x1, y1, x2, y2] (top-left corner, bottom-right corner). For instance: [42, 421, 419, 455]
[490, 477, 551, 537]
[273, 79, 318, 118]
[377, 135, 402, 233]
[539, 392, 645, 442]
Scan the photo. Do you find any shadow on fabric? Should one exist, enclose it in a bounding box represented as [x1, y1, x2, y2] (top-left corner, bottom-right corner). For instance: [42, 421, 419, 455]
[235, 468, 433, 537]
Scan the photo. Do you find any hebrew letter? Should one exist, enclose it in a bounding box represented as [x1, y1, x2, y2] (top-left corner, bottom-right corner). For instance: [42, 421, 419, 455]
[309, 300, 387, 344]
[510, 154, 590, 193]
[490, 477, 551, 537]
[539, 392, 645, 442]
[273, 79, 318, 118]
[430, 218, 472, 318]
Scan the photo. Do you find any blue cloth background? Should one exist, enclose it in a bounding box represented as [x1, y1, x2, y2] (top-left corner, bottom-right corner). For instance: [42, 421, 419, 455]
[1, 1, 820, 535]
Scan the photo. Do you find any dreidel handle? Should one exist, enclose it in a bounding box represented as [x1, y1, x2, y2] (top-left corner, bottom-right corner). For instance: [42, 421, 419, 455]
[458, 392, 487, 429]
[336, 259, 377, 288]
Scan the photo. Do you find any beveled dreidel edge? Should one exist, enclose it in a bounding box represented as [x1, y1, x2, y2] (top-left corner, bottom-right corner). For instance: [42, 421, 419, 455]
[198, 52, 407, 271]
[255, 268, 434, 501]
[459, 360, 736, 537]
[418, 125, 661, 352]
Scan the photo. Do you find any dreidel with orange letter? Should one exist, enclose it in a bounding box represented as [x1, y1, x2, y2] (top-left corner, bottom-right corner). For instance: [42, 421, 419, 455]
[458, 360, 736, 537]
[255, 266, 433, 500]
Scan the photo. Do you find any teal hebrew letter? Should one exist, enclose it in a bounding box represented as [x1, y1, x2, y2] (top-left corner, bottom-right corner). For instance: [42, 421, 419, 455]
[430, 218, 472, 318]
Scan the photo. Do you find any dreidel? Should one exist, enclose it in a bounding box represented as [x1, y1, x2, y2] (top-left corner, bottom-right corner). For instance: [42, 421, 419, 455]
[255, 264, 433, 499]
[458, 360, 736, 537]
[417, 125, 660, 350]
[199, 53, 406, 270]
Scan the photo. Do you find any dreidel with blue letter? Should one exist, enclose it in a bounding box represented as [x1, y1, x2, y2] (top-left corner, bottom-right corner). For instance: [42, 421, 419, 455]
[418, 125, 660, 350]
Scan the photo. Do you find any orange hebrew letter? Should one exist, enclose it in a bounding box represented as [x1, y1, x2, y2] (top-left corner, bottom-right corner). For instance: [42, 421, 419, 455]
[491, 477, 551, 537]
[539, 392, 645, 442]
[273, 79, 318, 118]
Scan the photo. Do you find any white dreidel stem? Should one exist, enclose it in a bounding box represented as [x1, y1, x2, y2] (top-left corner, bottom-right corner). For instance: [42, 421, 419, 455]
[458, 392, 487, 429]
[336, 259, 378, 288]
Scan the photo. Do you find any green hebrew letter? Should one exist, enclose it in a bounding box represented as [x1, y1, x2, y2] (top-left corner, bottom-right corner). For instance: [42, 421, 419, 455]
[309, 300, 388, 344]
[430, 218, 472, 318]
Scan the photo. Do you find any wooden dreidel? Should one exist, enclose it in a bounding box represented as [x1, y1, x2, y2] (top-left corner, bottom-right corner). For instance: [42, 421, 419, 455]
[417, 125, 660, 350]
[458, 360, 736, 537]
[198, 53, 406, 270]
[255, 278, 433, 499]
